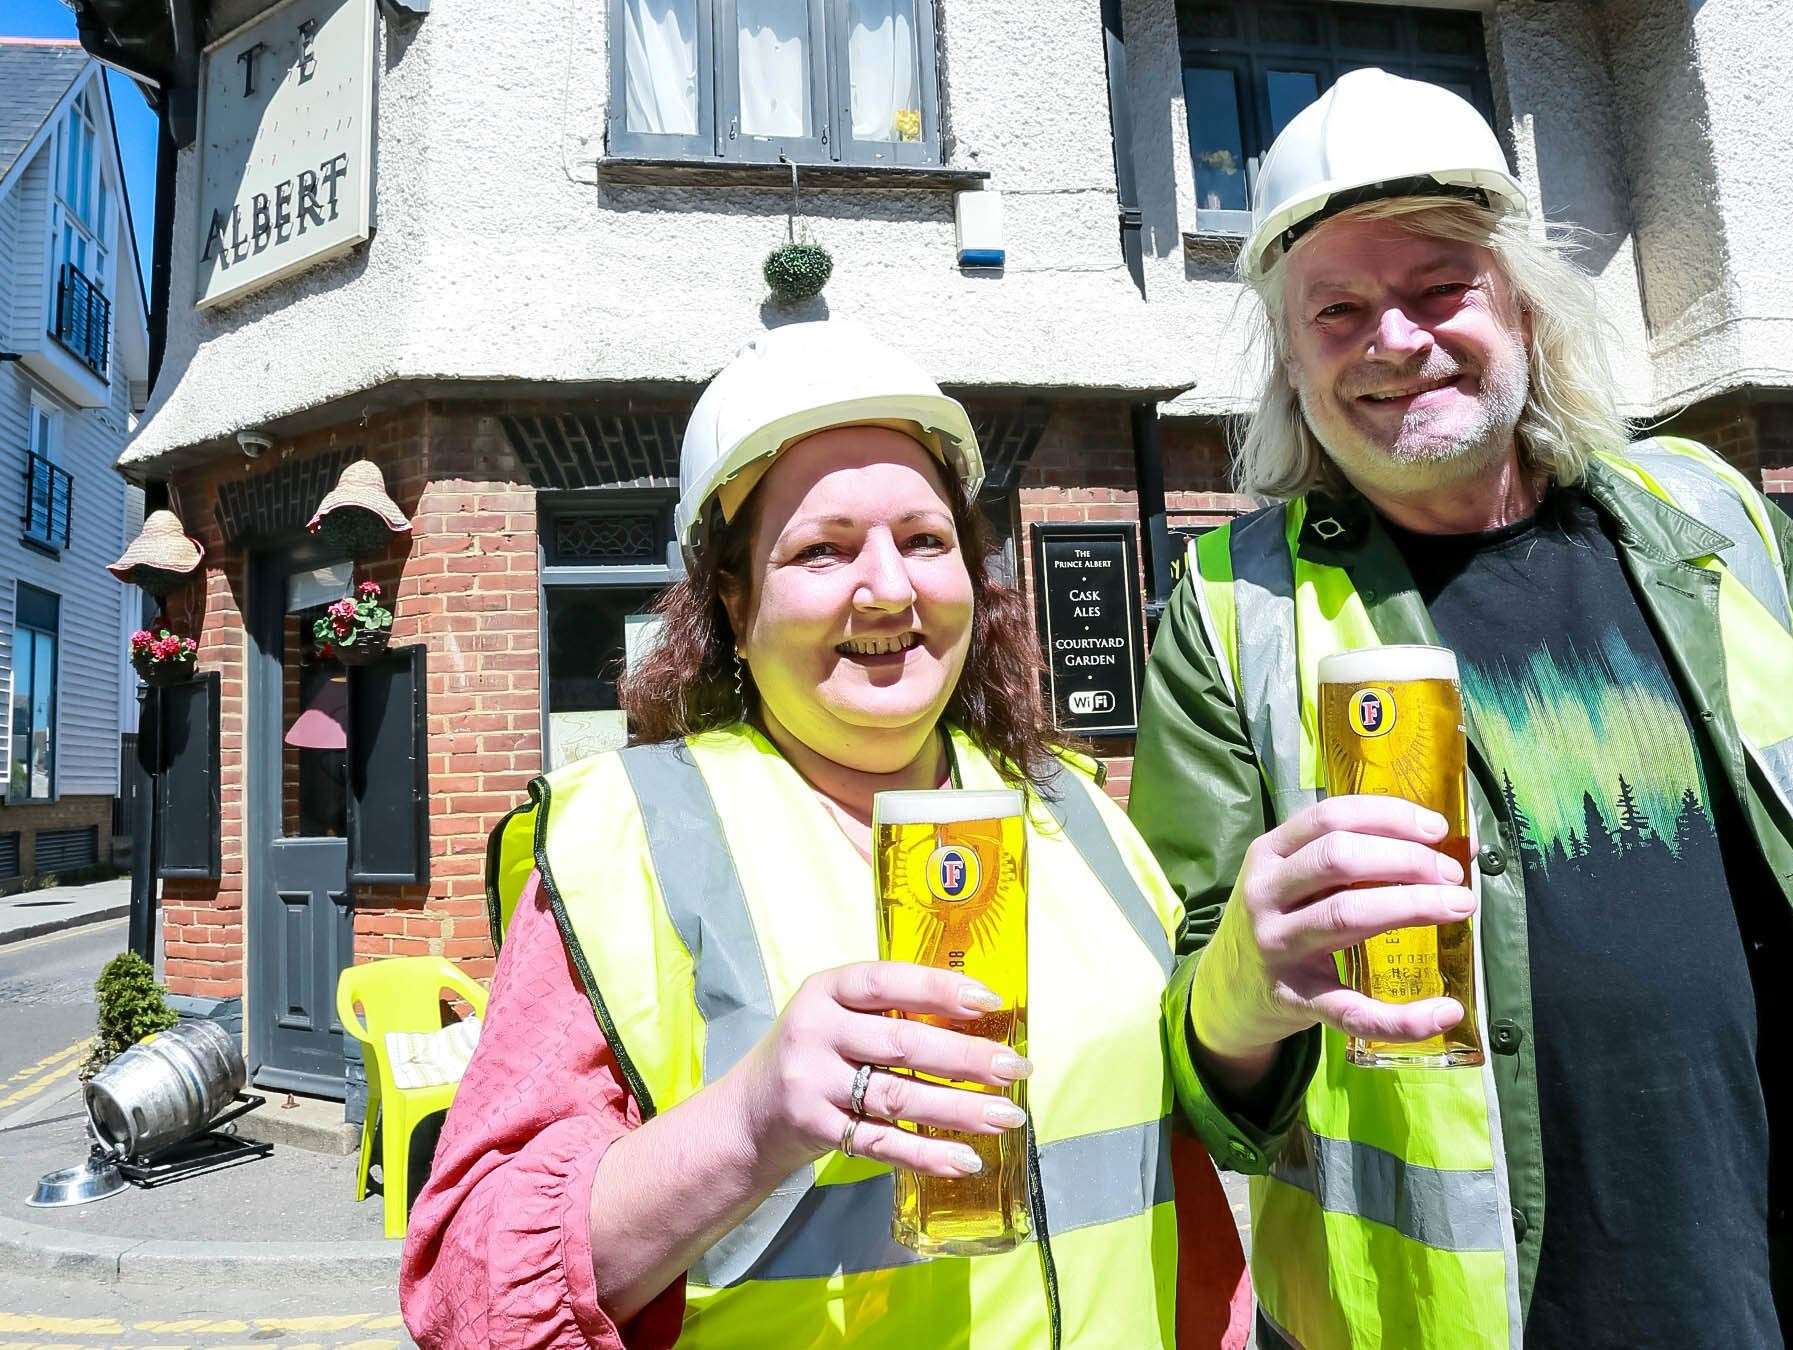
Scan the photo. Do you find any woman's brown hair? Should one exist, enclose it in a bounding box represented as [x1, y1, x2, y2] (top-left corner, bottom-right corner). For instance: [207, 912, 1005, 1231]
[620, 455, 1060, 787]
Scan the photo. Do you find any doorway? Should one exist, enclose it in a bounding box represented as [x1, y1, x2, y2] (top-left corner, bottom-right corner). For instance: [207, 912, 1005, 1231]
[247, 550, 356, 1096]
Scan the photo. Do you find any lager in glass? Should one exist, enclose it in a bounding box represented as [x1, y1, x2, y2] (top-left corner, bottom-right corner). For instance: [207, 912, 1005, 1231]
[1317, 645, 1483, 1069]
[872, 788, 1029, 1255]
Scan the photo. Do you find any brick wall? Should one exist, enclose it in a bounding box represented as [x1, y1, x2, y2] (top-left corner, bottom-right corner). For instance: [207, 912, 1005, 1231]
[1019, 407, 1251, 804]
[0, 795, 113, 892]
[158, 403, 541, 996]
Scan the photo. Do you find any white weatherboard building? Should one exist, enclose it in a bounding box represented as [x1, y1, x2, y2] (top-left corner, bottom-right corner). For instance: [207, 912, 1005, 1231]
[64, 0, 1792, 1093]
[0, 40, 151, 891]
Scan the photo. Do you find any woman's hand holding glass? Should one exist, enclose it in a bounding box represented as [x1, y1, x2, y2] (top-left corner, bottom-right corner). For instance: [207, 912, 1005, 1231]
[730, 961, 1033, 1181]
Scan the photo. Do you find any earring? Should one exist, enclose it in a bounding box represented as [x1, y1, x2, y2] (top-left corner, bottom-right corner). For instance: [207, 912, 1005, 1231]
[733, 649, 746, 707]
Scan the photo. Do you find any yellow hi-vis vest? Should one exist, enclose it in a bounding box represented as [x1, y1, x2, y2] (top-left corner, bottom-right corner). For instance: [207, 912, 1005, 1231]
[486, 722, 1184, 1349]
[1190, 437, 1793, 1350]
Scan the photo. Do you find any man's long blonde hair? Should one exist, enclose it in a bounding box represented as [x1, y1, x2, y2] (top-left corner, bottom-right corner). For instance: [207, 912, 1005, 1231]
[1232, 197, 1630, 499]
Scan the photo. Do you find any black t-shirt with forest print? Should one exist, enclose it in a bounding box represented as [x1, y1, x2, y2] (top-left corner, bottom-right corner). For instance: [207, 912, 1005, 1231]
[1384, 487, 1786, 1349]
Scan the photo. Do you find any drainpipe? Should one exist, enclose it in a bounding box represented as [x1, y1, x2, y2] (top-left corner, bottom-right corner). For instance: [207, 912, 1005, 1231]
[148, 110, 176, 389]
[1101, 0, 1174, 618]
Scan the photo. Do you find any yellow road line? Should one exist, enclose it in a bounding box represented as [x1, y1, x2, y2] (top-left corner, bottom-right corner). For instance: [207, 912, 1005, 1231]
[0, 1317, 122, 1335]
[0, 1040, 89, 1089]
[130, 1321, 249, 1334]
[0, 1046, 90, 1112]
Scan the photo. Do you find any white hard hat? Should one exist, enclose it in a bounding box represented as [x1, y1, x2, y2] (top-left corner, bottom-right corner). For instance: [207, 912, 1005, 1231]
[1243, 68, 1527, 281]
[676, 321, 983, 565]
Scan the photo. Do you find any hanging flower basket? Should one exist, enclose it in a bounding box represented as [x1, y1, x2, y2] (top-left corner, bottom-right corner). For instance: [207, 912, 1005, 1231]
[129, 628, 198, 687]
[764, 242, 833, 304]
[315, 581, 394, 666]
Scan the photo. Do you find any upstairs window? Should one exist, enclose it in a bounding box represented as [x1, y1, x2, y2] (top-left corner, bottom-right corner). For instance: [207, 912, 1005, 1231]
[1178, 2, 1495, 237]
[609, 0, 942, 166]
[48, 87, 113, 375]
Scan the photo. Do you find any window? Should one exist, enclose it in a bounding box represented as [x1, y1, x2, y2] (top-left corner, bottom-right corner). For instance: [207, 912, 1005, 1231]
[1178, 2, 1495, 236]
[609, 0, 942, 166]
[23, 394, 72, 551]
[48, 87, 112, 375]
[9, 585, 60, 803]
[539, 494, 677, 767]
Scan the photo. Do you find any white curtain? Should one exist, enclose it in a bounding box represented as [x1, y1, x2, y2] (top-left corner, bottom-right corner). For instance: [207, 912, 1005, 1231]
[847, 0, 918, 142]
[737, 0, 811, 137]
[624, 0, 699, 136]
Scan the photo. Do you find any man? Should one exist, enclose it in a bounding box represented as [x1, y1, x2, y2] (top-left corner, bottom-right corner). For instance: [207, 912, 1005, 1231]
[1132, 68, 1793, 1349]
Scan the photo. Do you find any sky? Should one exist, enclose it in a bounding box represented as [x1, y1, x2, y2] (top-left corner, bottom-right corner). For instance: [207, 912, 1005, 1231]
[4, 0, 159, 295]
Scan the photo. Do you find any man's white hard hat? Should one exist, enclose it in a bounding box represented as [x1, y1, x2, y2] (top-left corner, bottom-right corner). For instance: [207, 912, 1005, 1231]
[676, 321, 983, 566]
[1242, 68, 1527, 281]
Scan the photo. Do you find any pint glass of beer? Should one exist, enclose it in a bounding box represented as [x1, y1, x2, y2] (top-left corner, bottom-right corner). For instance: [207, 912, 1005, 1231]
[1317, 645, 1483, 1069]
[872, 788, 1029, 1256]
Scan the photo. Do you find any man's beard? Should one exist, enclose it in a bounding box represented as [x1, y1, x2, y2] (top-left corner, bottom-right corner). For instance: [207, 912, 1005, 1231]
[1300, 334, 1530, 492]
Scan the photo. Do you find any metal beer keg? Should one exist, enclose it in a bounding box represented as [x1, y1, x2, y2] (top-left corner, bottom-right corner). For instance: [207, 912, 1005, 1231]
[83, 1018, 246, 1159]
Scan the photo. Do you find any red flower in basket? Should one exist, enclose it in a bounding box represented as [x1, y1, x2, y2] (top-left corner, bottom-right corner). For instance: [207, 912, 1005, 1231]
[312, 580, 394, 662]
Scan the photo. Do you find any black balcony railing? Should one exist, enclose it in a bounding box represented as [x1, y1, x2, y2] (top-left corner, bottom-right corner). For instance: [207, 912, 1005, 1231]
[52, 262, 109, 376]
[23, 452, 73, 550]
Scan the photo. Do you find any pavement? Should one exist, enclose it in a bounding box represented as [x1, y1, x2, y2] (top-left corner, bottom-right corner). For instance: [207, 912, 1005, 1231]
[0, 907, 405, 1314]
[0, 876, 132, 946]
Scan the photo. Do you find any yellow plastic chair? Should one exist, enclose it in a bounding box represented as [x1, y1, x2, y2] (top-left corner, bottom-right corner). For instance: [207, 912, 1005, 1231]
[337, 956, 489, 1239]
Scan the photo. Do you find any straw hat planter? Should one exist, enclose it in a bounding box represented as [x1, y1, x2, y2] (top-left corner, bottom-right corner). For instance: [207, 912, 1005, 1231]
[306, 460, 411, 559]
[107, 511, 204, 597]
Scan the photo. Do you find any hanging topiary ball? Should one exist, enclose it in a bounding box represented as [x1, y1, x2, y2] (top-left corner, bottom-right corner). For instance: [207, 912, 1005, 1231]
[764, 242, 833, 304]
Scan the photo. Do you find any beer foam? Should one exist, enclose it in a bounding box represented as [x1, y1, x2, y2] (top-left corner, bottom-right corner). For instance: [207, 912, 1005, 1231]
[1318, 644, 1459, 685]
[873, 789, 1025, 825]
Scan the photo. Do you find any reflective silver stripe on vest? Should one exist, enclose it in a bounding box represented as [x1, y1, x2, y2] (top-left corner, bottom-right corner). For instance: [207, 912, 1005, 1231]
[1040, 769, 1173, 979]
[1758, 736, 1793, 827]
[1229, 506, 1315, 822]
[1628, 442, 1792, 633]
[1039, 1116, 1171, 1237]
[718, 1116, 1174, 1284]
[1270, 1125, 1504, 1253]
[620, 743, 802, 1290]
[620, 742, 777, 1085]
[619, 742, 1174, 1288]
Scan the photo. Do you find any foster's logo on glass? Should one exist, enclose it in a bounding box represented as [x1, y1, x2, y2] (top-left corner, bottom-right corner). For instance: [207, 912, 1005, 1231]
[925, 845, 982, 903]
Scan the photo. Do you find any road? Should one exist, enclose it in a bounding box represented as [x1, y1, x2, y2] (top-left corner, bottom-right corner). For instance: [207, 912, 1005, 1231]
[0, 919, 124, 1129]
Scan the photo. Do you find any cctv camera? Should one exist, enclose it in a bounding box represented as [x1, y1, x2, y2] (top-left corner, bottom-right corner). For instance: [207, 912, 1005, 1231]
[237, 429, 274, 460]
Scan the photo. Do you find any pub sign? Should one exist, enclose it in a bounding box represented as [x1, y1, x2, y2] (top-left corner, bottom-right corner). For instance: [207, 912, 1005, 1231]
[1031, 523, 1145, 738]
[196, 0, 377, 308]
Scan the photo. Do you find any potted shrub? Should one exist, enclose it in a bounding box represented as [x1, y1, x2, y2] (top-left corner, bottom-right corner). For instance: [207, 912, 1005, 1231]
[81, 951, 180, 1081]
[129, 627, 198, 687]
[315, 579, 394, 665]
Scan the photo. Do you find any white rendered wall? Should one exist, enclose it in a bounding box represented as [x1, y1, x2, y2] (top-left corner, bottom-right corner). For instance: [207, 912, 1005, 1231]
[126, 0, 1204, 466]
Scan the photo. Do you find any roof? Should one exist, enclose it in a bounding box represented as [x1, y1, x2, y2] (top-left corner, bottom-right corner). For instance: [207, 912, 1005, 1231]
[0, 39, 89, 180]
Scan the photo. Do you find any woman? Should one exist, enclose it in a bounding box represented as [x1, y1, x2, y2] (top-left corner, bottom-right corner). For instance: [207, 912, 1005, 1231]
[401, 322, 1248, 1348]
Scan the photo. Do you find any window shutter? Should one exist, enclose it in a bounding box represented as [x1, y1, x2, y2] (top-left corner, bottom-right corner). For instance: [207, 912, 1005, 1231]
[346, 644, 429, 887]
[156, 673, 221, 879]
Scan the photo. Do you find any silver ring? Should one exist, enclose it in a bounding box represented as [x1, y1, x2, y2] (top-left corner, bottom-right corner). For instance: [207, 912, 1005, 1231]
[840, 1114, 864, 1159]
[849, 1062, 874, 1117]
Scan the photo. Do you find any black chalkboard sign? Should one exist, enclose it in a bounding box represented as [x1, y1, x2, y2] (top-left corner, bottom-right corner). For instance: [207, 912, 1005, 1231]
[347, 644, 429, 887]
[156, 672, 221, 879]
[1031, 523, 1145, 738]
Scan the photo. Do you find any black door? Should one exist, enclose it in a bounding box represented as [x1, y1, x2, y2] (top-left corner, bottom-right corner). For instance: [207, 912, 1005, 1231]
[248, 553, 356, 1097]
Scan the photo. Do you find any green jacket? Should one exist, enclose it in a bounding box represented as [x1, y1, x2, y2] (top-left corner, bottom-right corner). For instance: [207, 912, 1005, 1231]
[1131, 456, 1793, 1310]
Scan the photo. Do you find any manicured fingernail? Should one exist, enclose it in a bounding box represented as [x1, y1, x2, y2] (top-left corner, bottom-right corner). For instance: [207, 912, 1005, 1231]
[992, 1053, 1033, 1081]
[985, 1100, 1027, 1128]
[959, 985, 1003, 1013]
[949, 1145, 983, 1174]
[1436, 853, 1465, 884]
